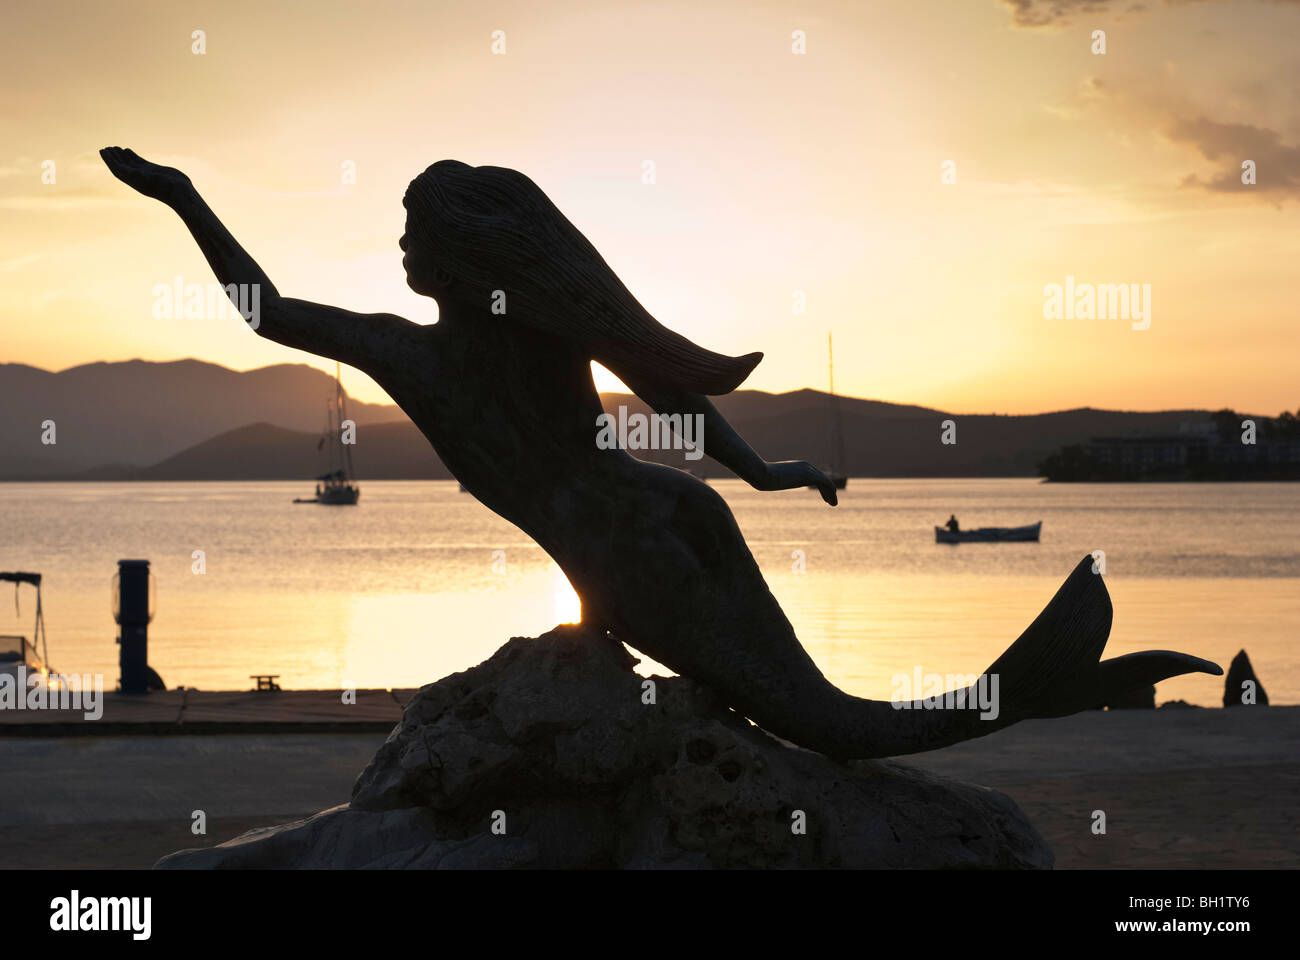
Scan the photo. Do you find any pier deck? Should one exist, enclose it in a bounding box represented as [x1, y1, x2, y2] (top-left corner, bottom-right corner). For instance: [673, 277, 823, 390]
[0, 688, 420, 735]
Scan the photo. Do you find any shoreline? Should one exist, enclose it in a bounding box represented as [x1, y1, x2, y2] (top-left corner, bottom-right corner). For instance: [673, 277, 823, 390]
[2, 688, 1286, 737]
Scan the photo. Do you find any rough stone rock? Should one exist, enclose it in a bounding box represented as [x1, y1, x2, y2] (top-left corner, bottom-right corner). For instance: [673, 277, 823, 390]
[1223, 649, 1269, 707]
[157, 625, 1053, 869]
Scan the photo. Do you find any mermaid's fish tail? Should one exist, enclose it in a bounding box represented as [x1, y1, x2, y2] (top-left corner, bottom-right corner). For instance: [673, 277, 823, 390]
[744, 555, 1222, 759]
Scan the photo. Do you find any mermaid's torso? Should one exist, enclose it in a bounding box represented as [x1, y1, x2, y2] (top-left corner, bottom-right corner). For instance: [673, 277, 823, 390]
[365, 311, 785, 647]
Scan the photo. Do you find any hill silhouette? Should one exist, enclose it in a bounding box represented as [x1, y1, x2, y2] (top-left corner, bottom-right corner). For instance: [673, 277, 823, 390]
[0, 359, 405, 478]
[122, 421, 443, 481]
[0, 358, 1232, 480]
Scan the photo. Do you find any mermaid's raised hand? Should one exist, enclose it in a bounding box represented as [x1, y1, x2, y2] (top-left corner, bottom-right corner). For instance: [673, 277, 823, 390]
[100, 146, 193, 206]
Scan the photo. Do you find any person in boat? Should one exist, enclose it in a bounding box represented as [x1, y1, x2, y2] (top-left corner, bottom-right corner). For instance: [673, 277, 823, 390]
[946, 514, 960, 533]
[99, 146, 1221, 759]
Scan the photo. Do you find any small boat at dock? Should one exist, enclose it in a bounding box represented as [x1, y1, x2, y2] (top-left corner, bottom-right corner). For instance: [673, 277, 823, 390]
[935, 521, 1042, 543]
[0, 571, 53, 683]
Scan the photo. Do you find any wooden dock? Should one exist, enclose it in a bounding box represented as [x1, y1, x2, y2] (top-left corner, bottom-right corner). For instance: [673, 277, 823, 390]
[0, 688, 421, 736]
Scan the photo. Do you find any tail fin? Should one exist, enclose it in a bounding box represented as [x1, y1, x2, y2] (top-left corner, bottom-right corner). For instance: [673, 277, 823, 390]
[984, 554, 1221, 721]
[982, 554, 1112, 721]
[1086, 650, 1222, 709]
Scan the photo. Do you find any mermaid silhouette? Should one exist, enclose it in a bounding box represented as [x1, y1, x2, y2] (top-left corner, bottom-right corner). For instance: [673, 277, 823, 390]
[100, 147, 1221, 758]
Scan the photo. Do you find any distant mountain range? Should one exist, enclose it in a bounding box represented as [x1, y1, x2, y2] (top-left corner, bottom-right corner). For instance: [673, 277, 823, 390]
[0, 359, 406, 479]
[0, 358, 1234, 481]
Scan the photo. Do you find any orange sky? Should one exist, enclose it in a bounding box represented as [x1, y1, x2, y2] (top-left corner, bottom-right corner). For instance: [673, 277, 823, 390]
[2, 0, 1297, 413]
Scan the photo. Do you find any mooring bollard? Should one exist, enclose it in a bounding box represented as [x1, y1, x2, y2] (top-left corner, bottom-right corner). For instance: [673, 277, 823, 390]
[113, 559, 155, 695]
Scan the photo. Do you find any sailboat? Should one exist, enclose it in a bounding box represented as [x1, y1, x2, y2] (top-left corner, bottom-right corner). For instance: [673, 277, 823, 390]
[295, 362, 360, 505]
[822, 333, 849, 490]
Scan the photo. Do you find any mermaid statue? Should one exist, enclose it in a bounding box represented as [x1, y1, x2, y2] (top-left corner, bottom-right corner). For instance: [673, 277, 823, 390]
[101, 147, 1222, 758]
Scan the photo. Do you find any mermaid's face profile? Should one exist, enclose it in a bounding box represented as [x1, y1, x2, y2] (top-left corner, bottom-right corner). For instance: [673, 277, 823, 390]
[399, 221, 441, 298]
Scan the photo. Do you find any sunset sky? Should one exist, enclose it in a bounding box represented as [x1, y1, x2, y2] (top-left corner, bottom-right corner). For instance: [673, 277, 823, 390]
[2, 0, 1297, 414]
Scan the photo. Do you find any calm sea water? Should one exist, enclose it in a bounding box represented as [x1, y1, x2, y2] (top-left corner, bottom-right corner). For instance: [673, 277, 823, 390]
[2, 479, 1296, 705]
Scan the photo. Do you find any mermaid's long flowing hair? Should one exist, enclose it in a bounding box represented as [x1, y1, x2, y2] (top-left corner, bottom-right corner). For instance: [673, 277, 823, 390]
[403, 161, 760, 395]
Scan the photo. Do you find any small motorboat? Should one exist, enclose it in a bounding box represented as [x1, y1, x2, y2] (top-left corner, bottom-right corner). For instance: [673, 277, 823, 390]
[935, 521, 1041, 544]
[0, 571, 53, 683]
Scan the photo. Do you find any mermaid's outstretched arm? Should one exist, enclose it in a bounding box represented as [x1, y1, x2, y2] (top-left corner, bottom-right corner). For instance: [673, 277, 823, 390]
[100, 147, 414, 373]
[622, 369, 839, 505]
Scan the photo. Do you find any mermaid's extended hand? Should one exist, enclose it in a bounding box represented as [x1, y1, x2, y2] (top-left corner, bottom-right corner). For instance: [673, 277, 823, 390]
[766, 460, 839, 506]
[100, 146, 193, 206]
[805, 463, 840, 506]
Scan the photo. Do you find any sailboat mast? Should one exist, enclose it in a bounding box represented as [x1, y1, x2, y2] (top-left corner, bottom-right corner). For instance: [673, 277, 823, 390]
[828, 332, 835, 397]
[334, 361, 342, 446]
[827, 332, 845, 474]
[336, 362, 355, 481]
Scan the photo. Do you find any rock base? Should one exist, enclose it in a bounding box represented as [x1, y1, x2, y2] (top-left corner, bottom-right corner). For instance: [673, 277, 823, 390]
[158, 625, 1052, 869]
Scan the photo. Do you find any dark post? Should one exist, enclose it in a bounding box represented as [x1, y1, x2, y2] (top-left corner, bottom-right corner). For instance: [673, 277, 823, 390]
[115, 559, 152, 695]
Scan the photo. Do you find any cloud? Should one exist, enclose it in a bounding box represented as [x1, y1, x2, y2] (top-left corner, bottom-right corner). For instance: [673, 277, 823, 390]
[1001, 0, 1129, 27]
[1043, 74, 1109, 118]
[1165, 116, 1300, 198]
[1040, 70, 1299, 203]
[1001, 0, 1299, 28]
